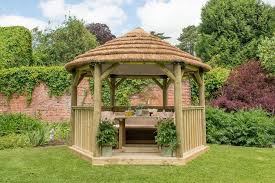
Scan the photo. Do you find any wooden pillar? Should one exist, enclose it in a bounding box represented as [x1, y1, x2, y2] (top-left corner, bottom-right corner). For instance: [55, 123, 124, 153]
[92, 64, 102, 157]
[198, 71, 206, 144]
[118, 119, 126, 149]
[110, 77, 116, 109]
[174, 63, 183, 157]
[163, 77, 168, 109]
[70, 70, 78, 146]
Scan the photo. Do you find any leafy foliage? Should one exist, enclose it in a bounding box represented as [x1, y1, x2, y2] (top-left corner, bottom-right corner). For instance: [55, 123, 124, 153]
[196, 0, 275, 68]
[96, 121, 117, 146]
[86, 23, 116, 45]
[27, 124, 49, 146]
[150, 31, 171, 40]
[0, 113, 43, 136]
[206, 107, 275, 147]
[155, 118, 179, 150]
[32, 16, 98, 66]
[191, 67, 230, 104]
[212, 60, 275, 114]
[0, 66, 71, 103]
[177, 25, 198, 55]
[48, 122, 70, 143]
[258, 34, 275, 74]
[0, 133, 30, 150]
[0, 26, 32, 69]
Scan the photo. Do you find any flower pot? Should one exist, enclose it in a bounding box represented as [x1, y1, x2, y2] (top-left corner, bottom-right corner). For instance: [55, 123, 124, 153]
[161, 145, 173, 157]
[135, 109, 143, 116]
[101, 145, 112, 157]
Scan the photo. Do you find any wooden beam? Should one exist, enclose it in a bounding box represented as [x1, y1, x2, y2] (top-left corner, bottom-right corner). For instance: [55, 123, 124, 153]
[185, 65, 199, 72]
[163, 78, 168, 109]
[101, 63, 119, 80]
[92, 64, 102, 157]
[72, 71, 81, 87]
[198, 72, 206, 145]
[193, 72, 203, 86]
[70, 70, 78, 146]
[115, 78, 126, 88]
[152, 78, 163, 89]
[174, 63, 183, 157]
[157, 64, 176, 81]
[110, 75, 167, 79]
[167, 78, 173, 87]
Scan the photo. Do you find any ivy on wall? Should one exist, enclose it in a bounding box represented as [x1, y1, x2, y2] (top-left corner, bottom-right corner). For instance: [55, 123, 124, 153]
[0, 67, 71, 103]
[0, 66, 151, 105]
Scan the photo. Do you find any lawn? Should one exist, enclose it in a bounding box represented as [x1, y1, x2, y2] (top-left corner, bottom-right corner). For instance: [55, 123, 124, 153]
[0, 145, 274, 183]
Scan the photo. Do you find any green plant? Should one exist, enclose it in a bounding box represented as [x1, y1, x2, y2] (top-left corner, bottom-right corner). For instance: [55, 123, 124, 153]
[136, 104, 144, 110]
[206, 107, 275, 147]
[258, 34, 275, 74]
[96, 121, 117, 146]
[48, 122, 70, 143]
[27, 124, 50, 146]
[155, 118, 179, 151]
[0, 133, 30, 150]
[0, 26, 32, 69]
[0, 113, 43, 136]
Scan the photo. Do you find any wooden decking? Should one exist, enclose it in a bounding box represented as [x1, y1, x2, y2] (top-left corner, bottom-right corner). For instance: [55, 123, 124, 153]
[69, 144, 208, 166]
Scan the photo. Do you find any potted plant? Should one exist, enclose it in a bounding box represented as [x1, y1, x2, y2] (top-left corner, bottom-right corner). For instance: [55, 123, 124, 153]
[125, 103, 134, 117]
[96, 120, 117, 157]
[155, 118, 179, 157]
[135, 104, 144, 116]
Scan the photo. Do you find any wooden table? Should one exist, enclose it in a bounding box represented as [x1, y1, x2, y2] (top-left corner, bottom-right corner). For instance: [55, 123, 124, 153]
[114, 116, 159, 149]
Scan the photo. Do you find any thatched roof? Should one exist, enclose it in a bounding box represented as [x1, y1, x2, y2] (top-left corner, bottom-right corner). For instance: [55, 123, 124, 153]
[65, 28, 211, 72]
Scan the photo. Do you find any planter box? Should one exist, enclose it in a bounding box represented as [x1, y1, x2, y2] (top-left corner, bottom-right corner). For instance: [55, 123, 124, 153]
[101, 145, 112, 157]
[162, 146, 173, 157]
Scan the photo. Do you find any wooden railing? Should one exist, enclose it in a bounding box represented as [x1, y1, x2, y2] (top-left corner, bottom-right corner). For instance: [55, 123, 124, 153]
[181, 106, 205, 152]
[72, 106, 94, 152]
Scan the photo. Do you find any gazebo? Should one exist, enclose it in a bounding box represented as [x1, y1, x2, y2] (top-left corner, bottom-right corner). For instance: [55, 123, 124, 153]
[65, 28, 211, 165]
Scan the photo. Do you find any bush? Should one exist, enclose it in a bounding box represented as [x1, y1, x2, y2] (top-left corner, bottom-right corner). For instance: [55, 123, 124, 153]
[48, 122, 70, 143]
[0, 113, 43, 136]
[212, 60, 275, 114]
[27, 124, 50, 146]
[155, 118, 179, 150]
[206, 107, 275, 147]
[96, 121, 117, 146]
[191, 67, 230, 104]
[0, 133, 30, 150]
[0, 26, 32, 69]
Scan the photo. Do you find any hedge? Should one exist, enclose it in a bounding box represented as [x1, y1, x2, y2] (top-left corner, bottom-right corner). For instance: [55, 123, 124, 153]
[0, 26, 32, 69]
[206, 107, 275, 147]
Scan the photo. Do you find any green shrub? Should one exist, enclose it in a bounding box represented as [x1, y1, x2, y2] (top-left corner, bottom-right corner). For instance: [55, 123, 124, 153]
[27, 124, 50, 146]
[155, 118, 179, 151]
[0, 113, 43, 136]
[0, 26, 32, 69]
[191, 67, 230, 104]
[206, 107, 275, 147]
[96, 121, 117, 146]
[0, 133, 30, 150]
[48, 122, 70, 143]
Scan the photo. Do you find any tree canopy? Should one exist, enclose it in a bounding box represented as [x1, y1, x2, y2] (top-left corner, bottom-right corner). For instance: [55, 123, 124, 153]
[86, 23, 116, 45]
[32, 17, 98, 66]
[177, 25, 198, 55]
[196, 0, 275, 68]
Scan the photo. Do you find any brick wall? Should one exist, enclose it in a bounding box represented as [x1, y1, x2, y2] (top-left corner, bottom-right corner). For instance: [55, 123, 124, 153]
[0, 79, 191, 122]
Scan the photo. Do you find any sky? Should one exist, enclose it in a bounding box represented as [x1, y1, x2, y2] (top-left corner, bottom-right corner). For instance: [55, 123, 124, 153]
[0, 0, 275, 44]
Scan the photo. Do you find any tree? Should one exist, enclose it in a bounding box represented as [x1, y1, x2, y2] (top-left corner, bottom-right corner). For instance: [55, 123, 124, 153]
[177, 25, 198, 55]
[86, 23, 115, 45]
[212, 60, 275, 114]
[196, 0, 275, 68]
[150, 31, 171, 40]
[32, 16, 98, 66]
[258, 34, 275, 74]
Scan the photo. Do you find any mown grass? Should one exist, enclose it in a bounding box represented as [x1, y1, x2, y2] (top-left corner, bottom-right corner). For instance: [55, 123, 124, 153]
[0, 145, 274, 183]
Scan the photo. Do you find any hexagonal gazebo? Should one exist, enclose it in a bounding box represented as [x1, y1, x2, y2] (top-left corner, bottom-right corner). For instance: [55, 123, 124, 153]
[65, 28, 211, 165]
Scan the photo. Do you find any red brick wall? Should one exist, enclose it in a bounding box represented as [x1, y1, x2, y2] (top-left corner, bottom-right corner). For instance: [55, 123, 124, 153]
[0, 79, 191, 122]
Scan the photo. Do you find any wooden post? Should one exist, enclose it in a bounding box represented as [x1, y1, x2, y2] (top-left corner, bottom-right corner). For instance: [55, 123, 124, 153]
[110, 77, 116, 109]
[70, 70, 79, 146]
[92, 64, 102, 157]
[163, 77, 168, 110]
[174, 63, 183, 157]
[119, 119, 126, 149]
[198, 71, 206, 145]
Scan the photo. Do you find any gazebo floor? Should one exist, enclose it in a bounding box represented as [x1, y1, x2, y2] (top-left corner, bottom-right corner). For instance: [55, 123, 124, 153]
[69, 145, 209, 166]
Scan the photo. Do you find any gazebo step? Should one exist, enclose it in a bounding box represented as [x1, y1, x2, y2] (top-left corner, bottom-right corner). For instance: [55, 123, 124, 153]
[120, 144, 160, 153]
